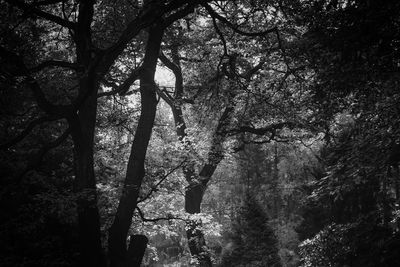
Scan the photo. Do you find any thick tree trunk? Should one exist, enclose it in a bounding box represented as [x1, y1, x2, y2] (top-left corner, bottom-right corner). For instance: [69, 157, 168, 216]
[69, 87, 106, 267]
[177, 106, 232, 267]
[69, 2, 107, 264]
[185, 183, 212, 267]
[172, 105, 214, 266]
[108, 25, 164, 267]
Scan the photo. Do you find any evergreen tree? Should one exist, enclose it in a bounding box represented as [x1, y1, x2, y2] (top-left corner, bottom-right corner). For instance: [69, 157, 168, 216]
[221, 193, 282, 267]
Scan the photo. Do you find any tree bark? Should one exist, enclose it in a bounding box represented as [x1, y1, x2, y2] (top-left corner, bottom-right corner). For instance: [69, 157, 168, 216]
[127, 235, 149, 267]
[108, 24, 164, 267]
[69, 91, 105, 267]
[68, 2, 106, 266]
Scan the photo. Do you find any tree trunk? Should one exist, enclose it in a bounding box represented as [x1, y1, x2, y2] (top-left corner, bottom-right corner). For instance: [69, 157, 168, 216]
[69, 86, 106, 267]
[127, 235, 149, 267]
[178, 106, 232, 267]
[159, 44, 235, 266]
[172, 104, 214, 267]
[108, 24, 164, 267]
[69, 2, 106, 264]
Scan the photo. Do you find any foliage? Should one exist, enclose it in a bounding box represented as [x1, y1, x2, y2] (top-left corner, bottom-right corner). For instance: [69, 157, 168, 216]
[3, 0, 400, 266]
[295, 1, 400, 266]
[299, 219, 400, 267]
[220, 193, 282, 267]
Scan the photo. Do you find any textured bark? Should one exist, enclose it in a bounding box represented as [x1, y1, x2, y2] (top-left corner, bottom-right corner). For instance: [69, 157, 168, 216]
[68, 2, 106, 266]
[108, 25, 164, 267]
[69, 92, 105, 267]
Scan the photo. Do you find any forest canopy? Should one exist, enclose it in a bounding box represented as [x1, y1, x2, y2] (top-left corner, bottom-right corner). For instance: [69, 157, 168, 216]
[1, 0, 399, 266]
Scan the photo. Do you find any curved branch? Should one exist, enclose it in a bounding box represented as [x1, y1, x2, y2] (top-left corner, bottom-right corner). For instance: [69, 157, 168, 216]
[159, 52, 181, 77]
[0, 46, 72, 116]
[137, 160, 187, 204]
[98, 66, 143, 97]
[158, 51, 185, 98]
[211, 15, 228, 56]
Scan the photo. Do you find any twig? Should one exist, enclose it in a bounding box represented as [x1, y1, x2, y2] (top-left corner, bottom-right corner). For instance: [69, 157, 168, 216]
[135, 206, 185, 223]
[137, 160, 187, 203]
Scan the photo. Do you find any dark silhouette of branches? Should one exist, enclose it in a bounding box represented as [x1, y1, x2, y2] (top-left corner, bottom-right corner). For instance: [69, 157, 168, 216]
[203, 3, 277, 37]
[4, 0, 76, 29]
[135, 206, 185, 223]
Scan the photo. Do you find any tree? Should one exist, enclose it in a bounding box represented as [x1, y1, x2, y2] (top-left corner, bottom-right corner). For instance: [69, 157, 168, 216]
[0, 1, 216, 266]
[221, 193, 282, 267]
[155, 2, 296, 264]
[293, 0, 400, 265]
[1, 1, 305, 266]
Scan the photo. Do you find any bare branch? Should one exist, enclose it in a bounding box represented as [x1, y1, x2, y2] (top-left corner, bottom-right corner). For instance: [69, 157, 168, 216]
[154, 85, 174, 106]
[137, 160, 187, 204]
[136, 206, 185, 223]
[98, 66, 143, 97]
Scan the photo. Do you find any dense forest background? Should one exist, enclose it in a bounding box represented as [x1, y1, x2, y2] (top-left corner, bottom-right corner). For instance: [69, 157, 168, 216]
[1, 0, 400, 266]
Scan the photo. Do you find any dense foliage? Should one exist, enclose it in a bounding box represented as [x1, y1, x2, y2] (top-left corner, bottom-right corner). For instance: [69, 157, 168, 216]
[1, 0, 399, 266]
[295, 0, 400, 266]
